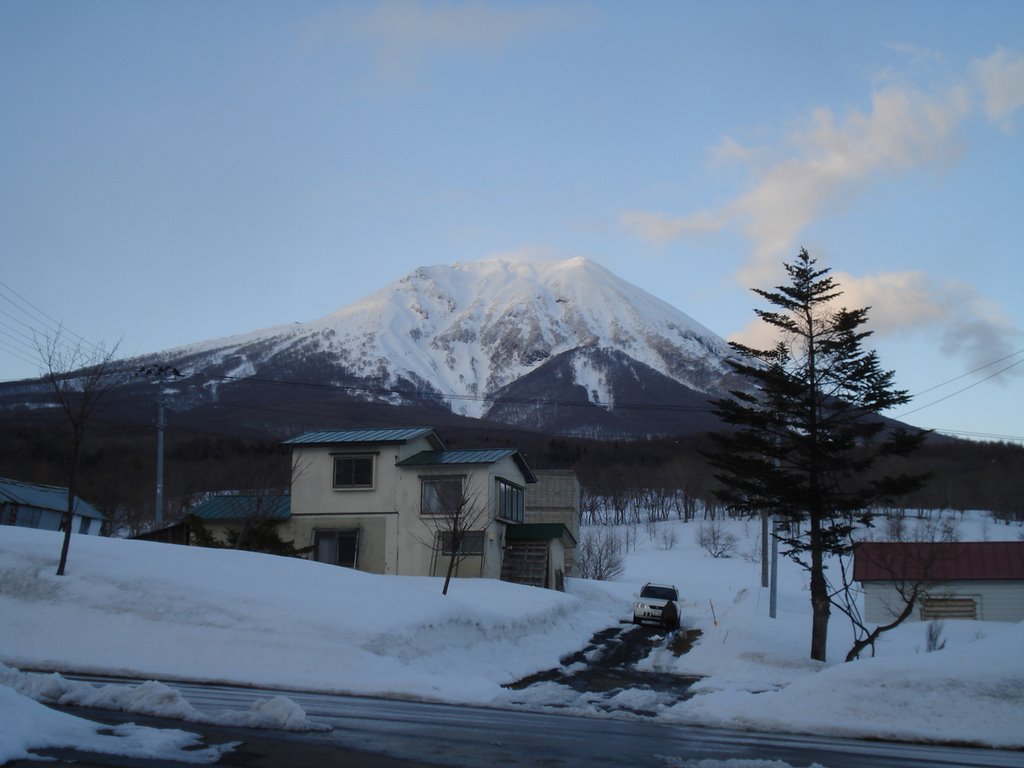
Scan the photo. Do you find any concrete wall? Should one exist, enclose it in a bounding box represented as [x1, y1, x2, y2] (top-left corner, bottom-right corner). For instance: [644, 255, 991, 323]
[863, 580, 1024, 623]
[525, 469, 579, 575]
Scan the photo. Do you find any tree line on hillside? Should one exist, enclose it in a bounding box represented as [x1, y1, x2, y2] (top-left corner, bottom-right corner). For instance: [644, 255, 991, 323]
[2, 410, 1020, 537]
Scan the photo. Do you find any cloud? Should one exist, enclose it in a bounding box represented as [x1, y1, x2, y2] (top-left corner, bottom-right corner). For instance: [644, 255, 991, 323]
[886, 42, 944, 67]
[309, 1, 584, 85]
[730, 269, 1023, 379]
[484, 244, 563, 262]
[679, 84, 969, 287]
[617, 52, 1024, 286]
[624, 48, 1024, 374]
[973, 48, 1024, 129]
[619, 209, 727, 244]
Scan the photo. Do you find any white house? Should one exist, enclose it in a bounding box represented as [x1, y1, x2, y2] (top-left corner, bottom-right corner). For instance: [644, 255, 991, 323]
[274, 427, 575, 588]
[854, 541, 1024, 622]
[0, 476, 105, 536]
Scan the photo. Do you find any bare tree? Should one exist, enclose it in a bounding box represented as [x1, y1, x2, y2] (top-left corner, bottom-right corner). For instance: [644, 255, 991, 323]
[696, 518, 738, 559]
[574, 527, 624, 581]
[832, 516, 958, 661]
[416, 476, 491, 595]
[36, 327, 122, 576]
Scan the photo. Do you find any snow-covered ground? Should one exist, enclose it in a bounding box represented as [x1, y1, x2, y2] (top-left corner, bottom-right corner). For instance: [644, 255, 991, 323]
[2, 512, 1022, 763]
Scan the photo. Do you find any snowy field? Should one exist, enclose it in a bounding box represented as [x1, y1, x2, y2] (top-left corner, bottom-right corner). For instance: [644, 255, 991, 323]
[2, 512, 1022, 763]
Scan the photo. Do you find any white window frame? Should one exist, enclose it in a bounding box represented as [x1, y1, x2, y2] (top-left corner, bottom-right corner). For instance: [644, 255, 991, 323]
[332, 454, 375, 490]
[420, 475, 465, 516]
[496, 478, 524, 523]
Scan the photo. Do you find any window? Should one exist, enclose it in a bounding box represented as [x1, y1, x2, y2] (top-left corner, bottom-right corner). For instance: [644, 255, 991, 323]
[78, 517, 91, 534]
[496, 478, 524, 523]
[421, 476, 464, 516]
[439, 530, 485, 556]
[314, 529, 359, 568]
[333, 455, 374, 489]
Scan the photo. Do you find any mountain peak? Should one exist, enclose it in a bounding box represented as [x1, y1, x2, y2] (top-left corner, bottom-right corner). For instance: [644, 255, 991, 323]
[123, 257, 737, 434]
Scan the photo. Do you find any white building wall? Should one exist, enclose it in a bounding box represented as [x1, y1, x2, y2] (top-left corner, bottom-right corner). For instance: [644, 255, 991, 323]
[287, 436, 436, 574]
[287, 440, 530, 580]
[863, 580, 1024, 623]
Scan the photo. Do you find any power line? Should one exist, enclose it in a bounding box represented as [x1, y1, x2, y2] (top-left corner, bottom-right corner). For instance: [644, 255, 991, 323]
[933, 428, 1024, 444]
[910, 347, 1024, 398]
[0, 279, 109, 359]
[898, 356, 1024, 418]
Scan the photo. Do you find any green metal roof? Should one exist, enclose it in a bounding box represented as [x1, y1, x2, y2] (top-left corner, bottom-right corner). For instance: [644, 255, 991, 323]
[191, 494, 291, 521]
[283, 428, 443, 448]
[396, 449, 536, 483]
[0, 476, 105, 520]
[506, 523, 577, 547]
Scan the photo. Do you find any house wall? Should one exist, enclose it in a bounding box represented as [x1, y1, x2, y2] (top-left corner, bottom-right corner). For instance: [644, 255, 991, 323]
[287, 440, 529, 580]
[525, 470, 579, 575]
[287, 438, 428, 575]
[1, 503, 102, 536]
[393, 455, 525, 580]
[863, 580, 1024, 623]
[526, 470, 580, 533]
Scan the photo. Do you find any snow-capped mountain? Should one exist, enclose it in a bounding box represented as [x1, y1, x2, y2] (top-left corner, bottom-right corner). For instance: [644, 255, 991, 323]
[0, 257, 739, 437]
[146, 257, 736, 434]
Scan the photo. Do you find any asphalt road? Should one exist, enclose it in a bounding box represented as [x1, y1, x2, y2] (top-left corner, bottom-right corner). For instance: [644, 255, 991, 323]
[11, 677, 1024, 768]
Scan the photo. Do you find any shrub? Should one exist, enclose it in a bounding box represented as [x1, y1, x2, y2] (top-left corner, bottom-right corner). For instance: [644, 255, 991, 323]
[697, 519, 738, 558]
[575, 527, 624, 581]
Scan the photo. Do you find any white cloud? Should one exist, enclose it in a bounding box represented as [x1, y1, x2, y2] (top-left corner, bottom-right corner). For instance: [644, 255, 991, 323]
[308, 0, 584, 85]
[619, 209, 727, 244]
[484, 244, 562, 262]
[886, 42, 944, 67]
[724, 84, 969, 287]
[973, 48, 1024, 129]
[624, 48, 1024, 373]
[729, 269, 1023, 379]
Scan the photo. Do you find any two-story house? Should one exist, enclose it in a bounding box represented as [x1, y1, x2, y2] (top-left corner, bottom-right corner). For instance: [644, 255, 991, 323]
[281, 427, 576, 585]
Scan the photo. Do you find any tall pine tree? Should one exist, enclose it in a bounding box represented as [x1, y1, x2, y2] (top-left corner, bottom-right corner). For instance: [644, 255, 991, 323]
[705, 249, 927, 662]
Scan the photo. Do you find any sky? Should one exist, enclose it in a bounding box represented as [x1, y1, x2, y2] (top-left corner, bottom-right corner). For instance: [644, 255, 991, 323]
[1, 1, 1022, 442]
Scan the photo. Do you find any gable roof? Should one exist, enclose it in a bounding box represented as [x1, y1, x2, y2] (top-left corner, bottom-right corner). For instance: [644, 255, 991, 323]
[191, 493, 291, 521]
[0, 476, 105, 520]
[853, 541, 1024, 582]
[283, 428, 444, 449]
[396, 449, 537, 483]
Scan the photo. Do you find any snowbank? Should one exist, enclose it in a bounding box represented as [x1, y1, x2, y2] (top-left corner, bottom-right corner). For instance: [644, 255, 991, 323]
[0, 683, 234, 765]
[0, 663, 325, 732]
[3, 512, 1023, 758]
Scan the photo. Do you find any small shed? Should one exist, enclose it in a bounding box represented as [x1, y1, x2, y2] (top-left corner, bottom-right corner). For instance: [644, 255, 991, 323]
[854, 541, 1024, 623]
[189, 493, 292, 545]
[501, 523, 577, 591]
[0, 476, 105, 536]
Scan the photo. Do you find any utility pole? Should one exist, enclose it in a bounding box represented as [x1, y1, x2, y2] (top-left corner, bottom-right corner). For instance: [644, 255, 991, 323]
[138, 365, 182, 527]
[769, 515, 779, 618]
[760, 510, 769, 588]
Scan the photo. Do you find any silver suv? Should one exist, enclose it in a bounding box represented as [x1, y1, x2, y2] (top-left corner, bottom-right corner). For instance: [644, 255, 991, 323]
[632, 583, 680, 629]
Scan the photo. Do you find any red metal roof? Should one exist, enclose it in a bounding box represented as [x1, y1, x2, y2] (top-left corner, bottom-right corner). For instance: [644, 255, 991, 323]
[853, 541, 1024, 582]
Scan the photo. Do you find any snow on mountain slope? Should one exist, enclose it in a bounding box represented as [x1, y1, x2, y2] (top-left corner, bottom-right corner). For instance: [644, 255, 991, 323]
[151, 257, 734, 419]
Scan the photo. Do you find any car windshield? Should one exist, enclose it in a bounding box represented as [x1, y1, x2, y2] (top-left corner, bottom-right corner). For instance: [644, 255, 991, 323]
[640, 585, 676, 601]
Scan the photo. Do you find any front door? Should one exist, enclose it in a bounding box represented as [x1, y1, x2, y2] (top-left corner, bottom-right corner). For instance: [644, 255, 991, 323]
[314, 529, 360, 568]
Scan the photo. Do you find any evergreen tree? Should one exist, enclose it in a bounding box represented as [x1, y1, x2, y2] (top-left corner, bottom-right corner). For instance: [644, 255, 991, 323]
[705, 249, 927, 662]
